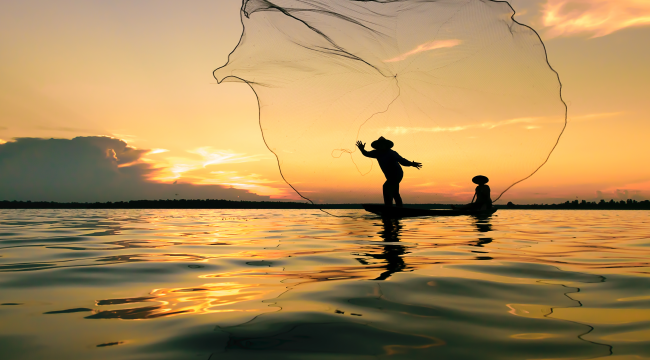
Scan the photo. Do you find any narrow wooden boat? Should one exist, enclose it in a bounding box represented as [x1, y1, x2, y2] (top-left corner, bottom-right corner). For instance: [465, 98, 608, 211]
[362, 204, 497, 218]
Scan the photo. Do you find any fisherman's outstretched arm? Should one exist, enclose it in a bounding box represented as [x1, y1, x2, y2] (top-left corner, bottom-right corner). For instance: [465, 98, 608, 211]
[398, 156, 423, 169]
[355, 141, 376, 158]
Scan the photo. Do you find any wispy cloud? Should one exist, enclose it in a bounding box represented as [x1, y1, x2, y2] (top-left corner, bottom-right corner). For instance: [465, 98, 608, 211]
[379, 111, 621, 136]
[384, 39, 461, 63]
[543, 0, 650, 38]
[154, 148, 269, 180]
[148, 148, 169, 155]
[148, 148, 290, 198]
[380, 117, 539, 135]
[381, 125, 468, 135]
[188, 147, 269, 167]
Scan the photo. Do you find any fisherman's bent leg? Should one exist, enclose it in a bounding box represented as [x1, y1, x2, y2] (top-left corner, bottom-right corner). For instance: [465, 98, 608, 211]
[393, 174, 404, 207]
[394, 185, 403, 207]
[383, 181, 393, 206]
[383, 178, 402, 207]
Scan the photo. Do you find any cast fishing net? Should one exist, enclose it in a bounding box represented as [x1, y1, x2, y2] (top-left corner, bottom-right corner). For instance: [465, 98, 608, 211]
[214, 0, 567, 204]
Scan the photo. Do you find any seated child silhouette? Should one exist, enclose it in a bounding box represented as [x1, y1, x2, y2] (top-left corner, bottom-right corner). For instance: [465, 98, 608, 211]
[356, 137, 422, 207]
[457, 175, 492, 211]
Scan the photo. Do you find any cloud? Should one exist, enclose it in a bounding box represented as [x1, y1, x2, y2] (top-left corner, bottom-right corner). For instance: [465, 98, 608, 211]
[151, 147, 269, 180]
[148, 148, 286, 198]
[189, 147, 270, 167]
[379, 111, 618, 136]
[380, 117, 539, 135]
[380, 125, 468, 135]
[543, 0, 650, 38]
[384, 39, 462, 62]
[0, 137, 271, 202]
[598, 179, 650, 200]
[148, 148, 169, 155]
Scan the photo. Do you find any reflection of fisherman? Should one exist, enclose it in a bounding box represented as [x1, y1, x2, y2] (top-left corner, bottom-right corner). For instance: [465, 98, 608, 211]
[356, 137, 422, 207]
[356, 217, 408, 280]
[375, 217, 406, 280]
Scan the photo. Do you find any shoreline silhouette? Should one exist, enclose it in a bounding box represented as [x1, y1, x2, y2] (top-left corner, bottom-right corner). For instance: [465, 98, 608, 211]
[0, 199, 648, 210]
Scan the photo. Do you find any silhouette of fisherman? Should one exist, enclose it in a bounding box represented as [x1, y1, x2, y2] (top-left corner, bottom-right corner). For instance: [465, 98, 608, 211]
[356, 137, 422, 207]
[455, 175, 493, 211]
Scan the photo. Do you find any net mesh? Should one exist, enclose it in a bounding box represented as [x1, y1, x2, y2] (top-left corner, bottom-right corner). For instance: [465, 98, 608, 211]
[215, 0, 567, 204]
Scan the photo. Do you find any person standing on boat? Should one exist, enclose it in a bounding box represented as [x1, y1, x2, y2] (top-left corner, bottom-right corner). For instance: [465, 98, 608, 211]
[356, 137, 422, 207]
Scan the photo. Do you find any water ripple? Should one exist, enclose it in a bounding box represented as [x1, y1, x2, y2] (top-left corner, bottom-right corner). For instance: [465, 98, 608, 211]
[0, 209, 648, 359]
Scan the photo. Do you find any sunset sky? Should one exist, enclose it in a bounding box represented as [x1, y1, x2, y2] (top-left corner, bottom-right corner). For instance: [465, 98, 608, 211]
[1, 0, 649, 203]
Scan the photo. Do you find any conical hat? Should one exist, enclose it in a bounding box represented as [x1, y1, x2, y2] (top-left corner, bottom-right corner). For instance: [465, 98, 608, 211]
[472, 175, 489, 184]
[371, 136, 394, 150]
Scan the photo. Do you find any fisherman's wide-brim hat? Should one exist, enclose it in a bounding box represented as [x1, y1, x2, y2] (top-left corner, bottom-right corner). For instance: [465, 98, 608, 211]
[371, 136, 394, 150]
[472, 175, 489, 185]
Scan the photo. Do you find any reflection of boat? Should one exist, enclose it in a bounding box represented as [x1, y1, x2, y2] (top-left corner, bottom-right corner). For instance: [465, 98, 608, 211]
[362, 204, 497, 218]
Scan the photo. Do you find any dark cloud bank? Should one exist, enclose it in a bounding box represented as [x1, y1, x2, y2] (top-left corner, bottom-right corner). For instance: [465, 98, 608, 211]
[0, 137, 269, 202]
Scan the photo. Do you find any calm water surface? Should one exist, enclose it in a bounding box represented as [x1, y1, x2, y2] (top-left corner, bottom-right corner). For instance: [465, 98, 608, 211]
[0, 209, 649, 359]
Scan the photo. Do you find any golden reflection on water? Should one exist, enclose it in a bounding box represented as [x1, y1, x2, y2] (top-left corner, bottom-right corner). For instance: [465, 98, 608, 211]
[87, 282, 285, 320]
[0, 209, 649, 359]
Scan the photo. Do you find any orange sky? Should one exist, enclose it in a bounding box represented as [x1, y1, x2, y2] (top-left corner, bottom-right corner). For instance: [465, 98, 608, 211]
[0, 0, 649, 203]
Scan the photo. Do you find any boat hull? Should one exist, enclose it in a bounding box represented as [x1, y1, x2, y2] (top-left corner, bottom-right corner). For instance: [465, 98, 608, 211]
[362, 204, 497, 218]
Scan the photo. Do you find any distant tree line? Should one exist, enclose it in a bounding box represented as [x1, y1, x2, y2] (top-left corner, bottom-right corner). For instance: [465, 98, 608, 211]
[505, 199, 650, 210]
[0, 199, 361, 209]
[0, 198, 648, 210]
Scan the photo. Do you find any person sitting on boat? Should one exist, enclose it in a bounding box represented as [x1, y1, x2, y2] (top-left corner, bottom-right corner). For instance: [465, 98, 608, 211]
[456, 175, 492, 211]
[356, 137, 422, 207]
